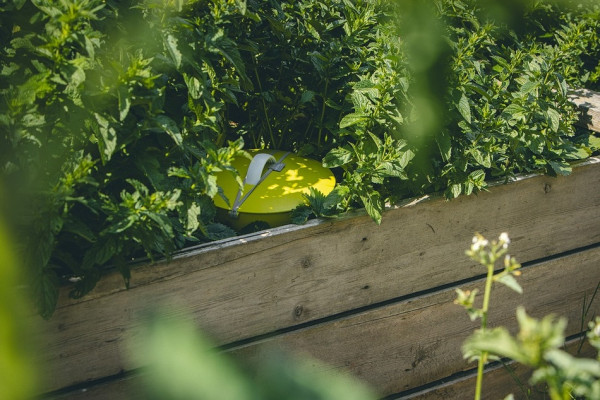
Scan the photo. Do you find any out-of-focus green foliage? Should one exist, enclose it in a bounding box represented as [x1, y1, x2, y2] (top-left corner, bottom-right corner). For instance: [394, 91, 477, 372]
[130, 312, 376, 400]
[1, 0, 600, 317]
[0, 215, 37, 399]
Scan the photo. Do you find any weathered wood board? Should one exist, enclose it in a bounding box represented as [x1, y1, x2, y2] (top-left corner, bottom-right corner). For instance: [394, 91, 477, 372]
[227, 246, 600, 397]
[46, 246, 600, 400]
[36, 158, 600, 393]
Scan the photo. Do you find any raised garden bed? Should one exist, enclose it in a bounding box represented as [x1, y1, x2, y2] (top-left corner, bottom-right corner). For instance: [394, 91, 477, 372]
[39, 92, 600, 399]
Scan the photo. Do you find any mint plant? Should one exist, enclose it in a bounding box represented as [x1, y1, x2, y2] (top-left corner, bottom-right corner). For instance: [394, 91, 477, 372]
[1, 0, 600, 317]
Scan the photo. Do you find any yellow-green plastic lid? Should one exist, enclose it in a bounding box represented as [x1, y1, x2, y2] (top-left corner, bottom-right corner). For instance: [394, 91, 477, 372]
[214, 150, 336, 215]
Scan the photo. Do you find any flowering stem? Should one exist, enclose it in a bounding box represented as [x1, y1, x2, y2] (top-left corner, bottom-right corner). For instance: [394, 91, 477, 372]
[474, 257, 495, 400]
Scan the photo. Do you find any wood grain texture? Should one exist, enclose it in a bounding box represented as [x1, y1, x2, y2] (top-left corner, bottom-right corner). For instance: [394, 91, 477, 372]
[45, 248, 600, 400]
[228, 247, 600, 397]
[35, 159, 600, 392]
[570, 88, 600, 132]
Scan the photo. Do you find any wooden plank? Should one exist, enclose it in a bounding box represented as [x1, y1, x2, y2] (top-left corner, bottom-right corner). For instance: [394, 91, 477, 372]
[570, 88, 600, 132]
[34, 159, 600, 392]
[399, 339, 598, 400]
[45, 248, 600, 400]
[228, 247, 600, 397]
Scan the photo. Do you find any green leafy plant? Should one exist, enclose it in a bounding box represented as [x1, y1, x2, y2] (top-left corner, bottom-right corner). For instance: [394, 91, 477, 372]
[0, 0, 248, 317]
[2, 0, 600, 317]
[457, 233, 600, 400]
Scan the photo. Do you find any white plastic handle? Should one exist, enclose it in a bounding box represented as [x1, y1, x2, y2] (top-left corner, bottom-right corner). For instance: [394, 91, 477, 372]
[244, 153, 276, 186]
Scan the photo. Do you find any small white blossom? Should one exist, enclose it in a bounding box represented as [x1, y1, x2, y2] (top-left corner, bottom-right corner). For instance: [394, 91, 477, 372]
[499, 232, 510, 248]
[471, 236, 489, 251]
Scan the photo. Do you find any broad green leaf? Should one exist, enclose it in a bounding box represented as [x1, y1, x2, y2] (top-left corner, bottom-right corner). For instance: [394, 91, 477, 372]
[206, 223, 236, 240]
[464, 181, 474, 195]
[34, 269, 59, 319]
[83, 237, 118, 268]
[155, 115, 183, 146]
[354, 80, 380, 99]
[471, 149, 491, 168]
[436, 132, 452, 162]
[63, 218, 96, 242]
[185, 202, 201, 235]
[323, 147, 353, 168]
[340, 113, 366, 129]
[94, 113, 117, 163]
[502, 104, 526, 119]
[465, 83, 493, 102]
[360, 191, 382, 225]
[457, 93, 471, 124]
[323, 185, 350, 211]
[495, 274, 523, 294]
[21, 112, 45, 127]
[463, 327, 528, 364]
[300, 90, 315, 104]
[547, 108, 560, 132]
[398, 149, 415, 169]
[234, 0, 247, 14]
[548, 160, 571, 176]
[165, 34, 182, 68]
[378, 161, 407, 179]
[205, 174, 218, 198]
[519, 81, 537, 96]
[528, 134, 545, 155]
[469, 169, 485, 184]
[84, 35, 95, 59]
[184, 74, 203, 100]
[449, 183, 462, 198]
[291, 205, 313, 224]
[544, 349, 600, 377]
[117, 85, 131, 121]
[305, 22, 321, 40]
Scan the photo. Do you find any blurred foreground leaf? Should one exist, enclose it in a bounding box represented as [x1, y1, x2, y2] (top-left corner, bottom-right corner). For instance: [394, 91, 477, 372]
[130, 312, 376, 400]
[0, 216, 37, 399]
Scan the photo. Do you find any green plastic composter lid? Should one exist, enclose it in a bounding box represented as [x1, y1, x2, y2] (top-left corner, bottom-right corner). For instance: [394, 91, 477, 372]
[214, 150, 336, 230]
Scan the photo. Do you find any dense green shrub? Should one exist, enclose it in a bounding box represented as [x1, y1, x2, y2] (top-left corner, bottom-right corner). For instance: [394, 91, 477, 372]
[1, 0, 599, 317]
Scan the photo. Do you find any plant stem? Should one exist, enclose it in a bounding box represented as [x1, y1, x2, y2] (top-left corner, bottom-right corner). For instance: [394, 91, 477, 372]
[317, 79, 329, 148]
[474, 258, 496, 400]
[252, 58, 276, 148]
